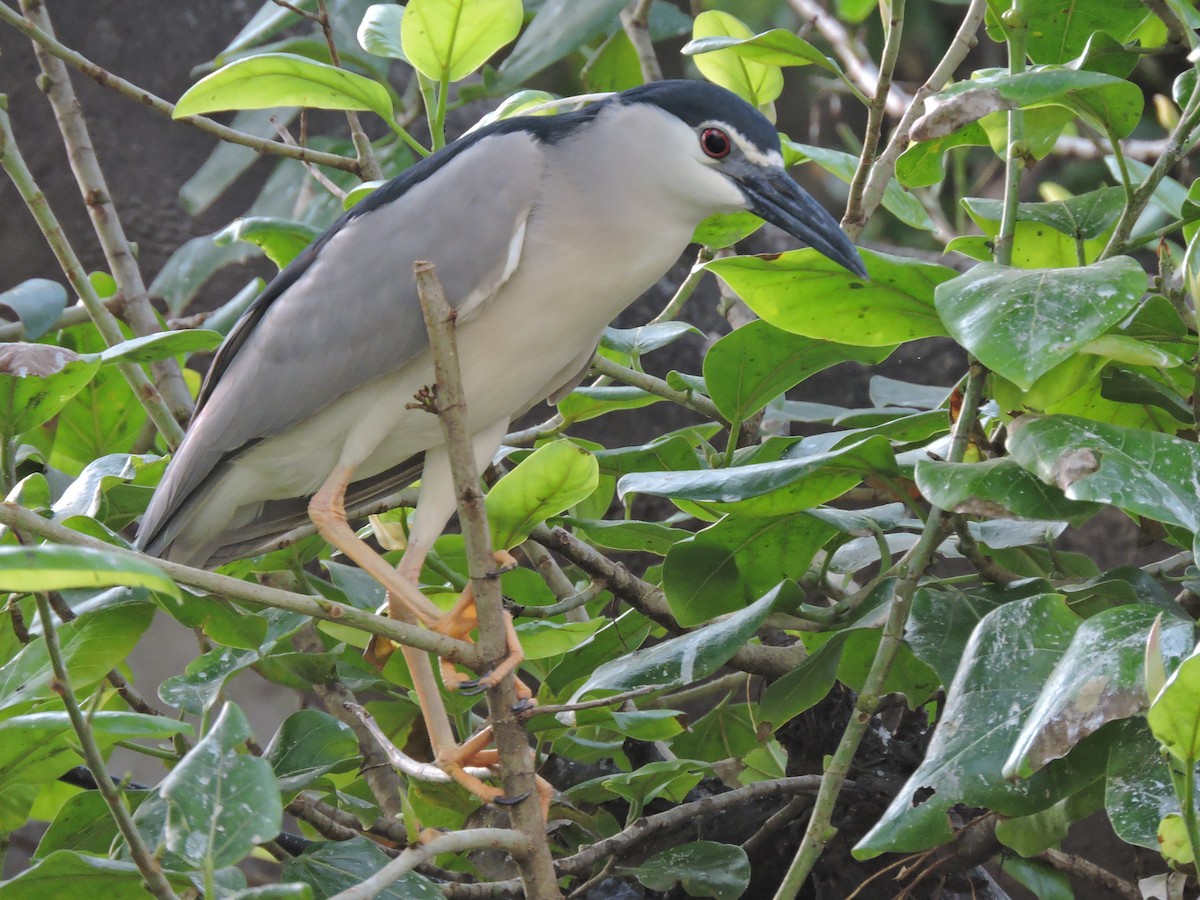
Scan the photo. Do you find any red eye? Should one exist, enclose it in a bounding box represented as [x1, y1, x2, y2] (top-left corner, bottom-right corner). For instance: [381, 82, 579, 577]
[701, 127, 731, 159]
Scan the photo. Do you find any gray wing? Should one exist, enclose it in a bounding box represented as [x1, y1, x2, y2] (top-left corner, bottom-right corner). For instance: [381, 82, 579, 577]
[138, 129, 545, 558]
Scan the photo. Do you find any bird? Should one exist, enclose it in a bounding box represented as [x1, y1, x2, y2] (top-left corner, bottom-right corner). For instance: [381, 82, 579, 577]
[137, 79, 866, 803]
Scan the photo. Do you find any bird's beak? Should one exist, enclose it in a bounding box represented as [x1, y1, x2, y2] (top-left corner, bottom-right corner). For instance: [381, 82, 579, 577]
[736, 166, 868, 278]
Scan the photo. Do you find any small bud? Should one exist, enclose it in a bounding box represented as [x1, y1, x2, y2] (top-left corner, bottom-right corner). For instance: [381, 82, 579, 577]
[1000, 7, 1024, 27]
[1154, 94, 1180, 131]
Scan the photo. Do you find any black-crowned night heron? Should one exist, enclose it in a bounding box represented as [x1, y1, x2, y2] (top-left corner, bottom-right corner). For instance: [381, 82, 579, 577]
[138, 79, 865, 802]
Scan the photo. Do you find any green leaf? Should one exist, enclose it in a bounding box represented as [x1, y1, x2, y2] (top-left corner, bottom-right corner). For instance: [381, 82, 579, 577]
[265, 709, 360, 794]
[1008, 414, 1200, 537]
[52, 453, 167, 531]
[496, 0, 626, 88]
[689, 11, 784, 107]
[0, 545, 178, 599]
[857, 594, 1089, 856]
[564, 517, 690, 556]
[895, 123, 989, 187]
[514, 619, 607, 659]
[1100, 368, 1193, 424]
[703, 320, 894, 422]
[174, 53, 395, 121]
[0, 343, 100, 437]
[357, 3, 407, 60]
[162, 702, 282, 869]
[915, 457, 1100, 524]
[619, 435, 897, 517]
[627, 841, 751, 900]
[690, 211, 764, 248]
[664, 513, 834, 626]
[996, 0, 1150, 64]
[934, 257, 1146, 390]
[1005, 605, 1194, 777]
[569, 583, 784, 701]
[557, 385, 661, 423]
[961, 188, 1125, 240]
[785, 140, 934, 230]
[1148, 645, 1200, 763]
[707, 249, 951, 347]
[0, 850, 193, 900]
[0, 279, 68, 341]
[759, 632, 848, 728]
[682, 28, 841, 76]
[281, 836, 442, 899]
[401, 0, 524, 82]
[35, 790, 146, 859]
[487, 440, 599, 550]
[601, 322, 699, 357]
[214, 217, 322, 269]
[95, 329, 224, 367]
[1106, 719, 1186, 849]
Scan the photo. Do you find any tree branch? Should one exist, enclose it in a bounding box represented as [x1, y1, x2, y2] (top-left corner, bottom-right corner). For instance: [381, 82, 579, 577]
[621, 0, 662, 83]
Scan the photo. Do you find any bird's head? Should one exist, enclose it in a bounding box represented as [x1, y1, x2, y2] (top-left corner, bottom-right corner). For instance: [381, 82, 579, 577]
[612, 80, 867, 278]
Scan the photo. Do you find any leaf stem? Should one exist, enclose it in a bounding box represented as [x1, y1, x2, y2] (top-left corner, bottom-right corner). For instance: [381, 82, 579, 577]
[433, 75, 451, 151]
[34, 593, 182, 900]
[0, 436, 15, 495]
[994, 1, 1029, 267]
[590, 353, 723, 422]
[774, 364, 986, 898]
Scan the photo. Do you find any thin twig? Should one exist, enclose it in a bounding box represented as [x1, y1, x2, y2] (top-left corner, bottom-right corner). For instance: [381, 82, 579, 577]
[35, 594, 182, 900]
[843, 0, 906, 229]
[649, 246, 713, 324]
[272, 117, 348, 198]
[590, 354, 724, 422]
[0, 501, 476, 662]
[314, 0, 383, 180]
[413, 261, 561, 898]
[620, 0, 662, 83]
[20, 0, 194, 424]
[854, 0, 987, 238]
[0, 105, 186, 448]
[775, 365, 986, 898]
[331, 829, 530, 900]
[0, 2, 358, 172]
[953, 516, 1019, 586]
[1037, 849, 1139, 900]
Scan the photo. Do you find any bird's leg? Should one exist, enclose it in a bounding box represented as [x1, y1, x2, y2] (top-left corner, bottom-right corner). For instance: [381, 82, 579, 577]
[431, 576, 533, 700]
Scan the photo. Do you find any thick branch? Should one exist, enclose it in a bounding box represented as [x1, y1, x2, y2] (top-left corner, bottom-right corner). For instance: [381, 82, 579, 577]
[413, 261, 561, 899]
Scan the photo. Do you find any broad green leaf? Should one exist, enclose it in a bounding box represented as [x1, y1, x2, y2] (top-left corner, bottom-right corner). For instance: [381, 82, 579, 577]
[558, 385, 662, 423]
[857, 594, 1090, 856]
[1100, 368, 1193, 424]
[214, 217, 321, 269]
[689, 11, 783, 107]
[149, 231, 261, 316]
[487, 440, 599, 550]
[987, 0, 1150, 64]
[834, 0, 875, 23]
[759, 632, 847, 728]
[962, 188, 1125, 240]
[1081, 335, 1183, 369]
[1148, 646, 1200, 763]
[601, 322, 699, 357]
[0, 850, 193, 900]
[0, 343, 100, 436]
[564, 517, 690, 556]
[663, 513, 834, 626]
[496, 0, 626, 88]
[1006, 605, 1194, 777]
[401, 0, 523, 83]
[785, 140, 934, 230]
[682, 28, 841, 76]
[703, 320, 894, 422]
[162, 702, 282, 869]
[1000, 856, 1075, 900]
[1106, 720, 1187, 850]
[915, 457, 1100, 524]
[357, 3, 407, 60]
[691, 210, 764, 248]
[545, 609, 653, 693]
[282, 836, 441, 899]
[94, 330, 224, 367]
[934, 258, 1146, 390]
[895, 123, 989, 187]
[0, 279, 68, 341]
[569, 583, 783, 701]
[174, 53, 396, 122]
[265, 709, 360, 794]
[582, 30, 643, 94]
[0, 545, 178, 599]
[627, 841, 751, 900]
[1008, 415, 1200, 537]
[35, 790, 147, 859]
[706, 249, 952, 346]
[52, 453, 167, 530]
[181, 109, 289, 216]
[514, 619, 607, 659]
[618, 435, 897, 517]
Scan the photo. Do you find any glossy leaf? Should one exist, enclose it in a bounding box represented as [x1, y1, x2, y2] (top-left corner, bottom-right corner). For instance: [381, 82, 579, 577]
[174, 53, 395, 121]
[1008, 414, 1200, 537]
[935, 257, 1146, 389]
[282, 836, 441, 899]
[962, 188, 1125, 240]
[915, 457, 1100, 524]
[998, 0, 1150, 64]
[707, 249, 952, 347]
[214, 217, 321, 269]
[487, 440, 599, 550]
[1106, 720, 1186, 850]
[689, 11, 783, 107]
[1148, 646, 1200, 764]
[1006, 605, 1194, 777]
[0, 279, 68, 341]
[682, 28, 841, 75]
[265, 709, 360, 794]
[401, 0, 523, 82]
[786, 141, 934, 230]
[0, 850, 193, 900]
[0, 545, 178, 599]
[759, 632, 847, 728]
[859, 594, 1099, 855]
[703, 319, 894, 422]
[94, 329, 223, 367]
[161, 702, 282, 868]
[569, 583, 784, 701]
[357, 3, 407, 60]
[601, 322, 700, 357]
[496, 0, 626, 88]
[895, 123, 989, 187]
[627, 841, 751, 900]
[0, 343, 99, 437]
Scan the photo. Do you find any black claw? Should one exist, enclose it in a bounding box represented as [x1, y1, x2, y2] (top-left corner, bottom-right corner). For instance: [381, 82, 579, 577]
[458, 678, 487, 696]
[511, 698, 535, 714]
[494, 791, 530, 806]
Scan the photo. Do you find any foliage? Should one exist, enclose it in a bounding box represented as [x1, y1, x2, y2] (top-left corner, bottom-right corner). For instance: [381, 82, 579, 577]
[2, 0, 1200, 897]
